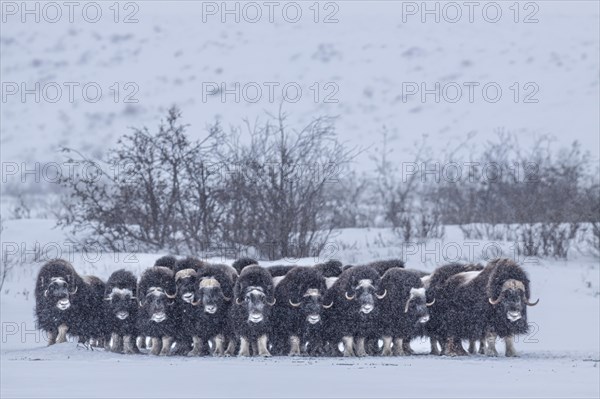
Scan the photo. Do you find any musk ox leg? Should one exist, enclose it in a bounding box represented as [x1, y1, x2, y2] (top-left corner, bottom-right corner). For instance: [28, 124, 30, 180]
[150, 337, 162, 356]
[429, 338, 441, 356]
[257, 335, 271, 357]
[224, 339, 237, 357]
[238, 337, 251, 357]
[354, 337, 368, 357]
[505, 335, 518, 357]
[392, 338, 405, 356]
[160, 336, 173, 356]
[478, 339, 486, 355]
[56, 324, 69, 344]
[251, 341, 258, 356]
[111, 333, 123, 353]
[468, 339, 477, 354]
[402, 339, 415, 355]
[443, 338, 467, 356]
[213, 335, 225, 356]
[123, 335, 139, 354]
[288, 335, 301, 356]
[187, 336, 202, 357]
[47, 330, 57, 346]
[382, 336, 393, 356]
[137, 336, 147, 350]
[342, 336, 355, 357]
[484, 332, 498, 357]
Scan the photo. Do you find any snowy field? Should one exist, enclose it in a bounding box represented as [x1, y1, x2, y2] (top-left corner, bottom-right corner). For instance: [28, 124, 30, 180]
[1, 219, 599, 398]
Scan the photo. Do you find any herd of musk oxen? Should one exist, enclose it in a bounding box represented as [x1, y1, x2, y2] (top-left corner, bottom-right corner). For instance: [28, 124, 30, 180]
[34, 256, 539, 357]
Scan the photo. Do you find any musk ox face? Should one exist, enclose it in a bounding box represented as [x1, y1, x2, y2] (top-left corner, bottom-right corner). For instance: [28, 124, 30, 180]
[175, 270, 197, 304]
[345, 278, 386, 315]
[193, 277, 231, 314]
[489, 279, 538, 322]
[141, 287, 175, 323]
[403, 287, 431, 324]
[43, 276, 78, 310]
[105, 287, 136, 320]
[289, 288, 330, 325]
[236, 286, 274, 324]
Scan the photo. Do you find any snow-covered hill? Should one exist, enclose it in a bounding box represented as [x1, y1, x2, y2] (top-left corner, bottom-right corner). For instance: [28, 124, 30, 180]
[2, 2, 599, 170]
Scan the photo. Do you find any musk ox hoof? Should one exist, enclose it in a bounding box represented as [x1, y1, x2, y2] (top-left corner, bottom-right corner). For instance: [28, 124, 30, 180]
[505, 350, 518, 357]
[485, 348, 498, 357]
[187, 350, 200, 357]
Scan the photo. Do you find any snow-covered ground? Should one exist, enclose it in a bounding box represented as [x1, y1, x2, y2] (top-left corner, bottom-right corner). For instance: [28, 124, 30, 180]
[1, 218, 598, 398]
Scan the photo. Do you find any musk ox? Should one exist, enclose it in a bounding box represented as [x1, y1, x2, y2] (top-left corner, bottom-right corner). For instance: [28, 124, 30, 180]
[379, 268, 435, 356]
[314, 260, 343, 277]
[171, 268, 198, 355]
[231, 257, 258, 274]
[323, 265, 386, 357]
[188, 264, 237, 356]
[368, 259, 406, 276]
[103, 269, 139, 354]
[431, 258, 538, 357]
[424, 262, 484, 355]
[271, 267, 330, 356]
[35, 259, 105, 346]
[136, 267, 177, 355]
[229, 265, 275, 356]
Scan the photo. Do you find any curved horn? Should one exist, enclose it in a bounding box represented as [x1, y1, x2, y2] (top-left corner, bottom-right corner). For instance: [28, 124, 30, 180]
[165, 291, 177, 299]
[426, 298, 435, 307]
[289, 299, 301, 307]
[69, 285, 78, 295]
[267, 297, 276, 306]
[488, 295, 503, 305]
[345, 291, 355, 300]
[44, 289, 49, 297]
[525, 298, 539, 306]
[103, 296, 112, 301]
[191, 298, 202, 306]
[236, 297, 244, 305]
[375, 289, 387, 300]
[222, 294, 232, 302]
[322, 301, 333, 309]
[404, 298, 412, 313]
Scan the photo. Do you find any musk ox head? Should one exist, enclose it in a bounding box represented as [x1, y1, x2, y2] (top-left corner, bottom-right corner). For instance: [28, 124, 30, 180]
[403, 287, 434, 324]
[36, 259, 79, 311]
[234, 266, 275, 324]
[487, 259, 539, 323]
[138, 267, 176, 323]
[104, 269, 137, 321]
[342, 266, 386, 316]
[140, 287, 175, 323]
[175, 269, 197, 304]
[232, 257, 259, 275]
[154, 255, 177, 270]
[192, 265, 234, 315]
[283, 267, 331, 325]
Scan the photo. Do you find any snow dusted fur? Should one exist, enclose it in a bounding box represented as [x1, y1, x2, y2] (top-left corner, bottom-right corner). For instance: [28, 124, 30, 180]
[189, 264, 236, 356]
[103, 269, 139, 354]
[322, 265, 385, 357]
[154, 255, 177, 271]
[266, 265, 296, 277]
[271, 267, 329, 356]
[35, 259, 105, 346]
[433, 258, 537, 357]
[368, 259, 406, 276]
[425, 262, 484, 354]
[136, 267, 177, 355]
[231, 257, 258, 275]
[379, 268, 431, 356]
[229, 265, 275, 356]
[313, 260, 343, 277]
[174, 257, 206, 274]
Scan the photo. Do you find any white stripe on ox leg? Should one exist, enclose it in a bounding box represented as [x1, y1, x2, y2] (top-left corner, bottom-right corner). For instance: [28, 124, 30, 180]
[382, 336, 392, 356]
[257, 335, 271, 357]
[56, 324, 68, 343]
[505, 335, 518, 357]
[342, 336, 355, 357]
[238, 337, 250, 357]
